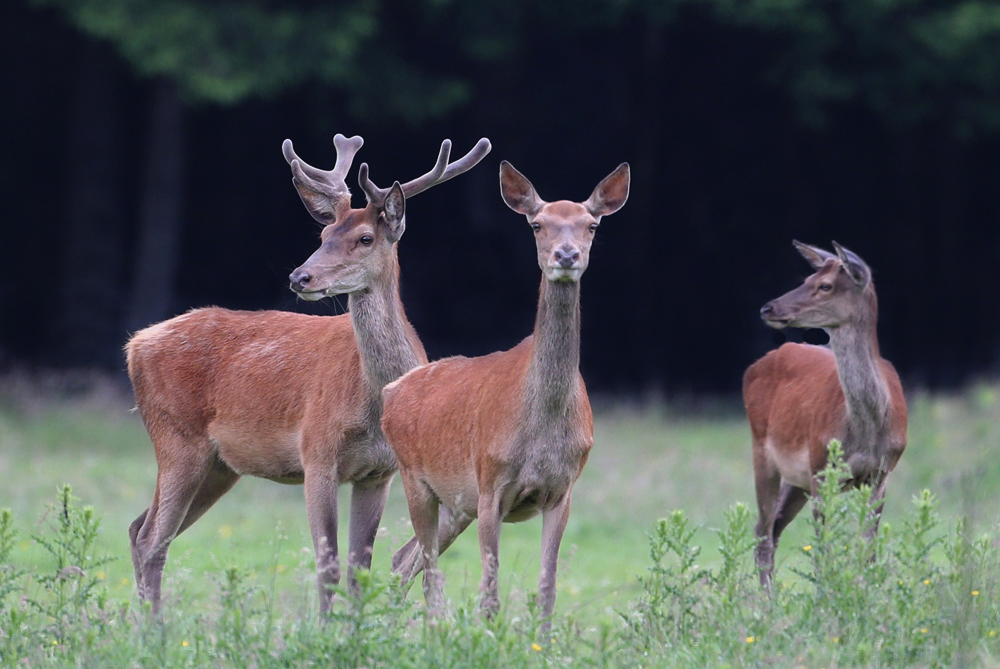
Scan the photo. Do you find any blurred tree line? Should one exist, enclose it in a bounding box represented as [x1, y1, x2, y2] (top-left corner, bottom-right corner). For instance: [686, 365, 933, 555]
[3, 0, 1000, 393]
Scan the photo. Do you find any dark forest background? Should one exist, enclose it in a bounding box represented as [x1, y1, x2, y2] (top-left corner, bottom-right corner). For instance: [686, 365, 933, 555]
[4, 0, 1000, 395]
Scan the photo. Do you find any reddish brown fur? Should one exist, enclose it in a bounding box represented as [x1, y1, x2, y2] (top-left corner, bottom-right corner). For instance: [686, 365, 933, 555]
[744, 242, 907, 587]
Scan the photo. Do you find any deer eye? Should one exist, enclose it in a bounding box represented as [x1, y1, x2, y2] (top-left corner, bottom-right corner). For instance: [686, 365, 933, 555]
[359, 235, 374, 246]
[531, 222, 541, 233]
[818, 283, 833, 292]
[589, 223, 599, 232]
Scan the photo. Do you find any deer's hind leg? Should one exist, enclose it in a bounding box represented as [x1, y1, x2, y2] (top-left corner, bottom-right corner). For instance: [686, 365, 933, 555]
[130, 433, 225, 614]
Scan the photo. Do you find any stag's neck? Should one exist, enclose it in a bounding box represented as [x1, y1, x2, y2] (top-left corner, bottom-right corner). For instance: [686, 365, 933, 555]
[348, 259, 423, 409]
[828, 313, 892, 445]
[524, 278, 582, 420]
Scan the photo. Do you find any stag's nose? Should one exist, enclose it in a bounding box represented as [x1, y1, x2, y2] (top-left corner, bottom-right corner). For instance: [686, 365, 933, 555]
[553, 247, 581, 269]
[289, 268, 313, 292]
[760, 302, 774, 318]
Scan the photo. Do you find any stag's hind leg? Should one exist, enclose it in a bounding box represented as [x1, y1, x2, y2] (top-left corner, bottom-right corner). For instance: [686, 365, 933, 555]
[130, 435, 227, 614]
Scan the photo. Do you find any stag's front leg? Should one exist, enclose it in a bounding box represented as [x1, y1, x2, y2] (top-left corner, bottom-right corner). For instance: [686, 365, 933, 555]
[538, 491, 572, 635]
[347, 479, 392, 596]
[304, 468, 340, 613]
[477, 492, 503, 619]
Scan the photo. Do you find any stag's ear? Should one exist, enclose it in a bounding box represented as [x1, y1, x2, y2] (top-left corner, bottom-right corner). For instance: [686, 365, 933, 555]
[832, 241, 871, 287]
[383, 182, 406, 242]
[584, 163, 630, 218]
[500, 161, 544, 216]
[793, 240, 837, 270]
[289, 161, 339, 224]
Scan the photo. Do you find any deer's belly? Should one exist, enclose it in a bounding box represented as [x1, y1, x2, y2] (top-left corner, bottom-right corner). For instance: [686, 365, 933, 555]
[210, 424, 304, 481]
[765, 438, 814, 490]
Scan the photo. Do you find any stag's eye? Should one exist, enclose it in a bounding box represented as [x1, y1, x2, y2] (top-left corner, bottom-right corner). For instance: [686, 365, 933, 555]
[359, 235, 374, 246]
[589, 223, 599, 232]
[531, 222, 541, 233]
[818, 283, 833, 292]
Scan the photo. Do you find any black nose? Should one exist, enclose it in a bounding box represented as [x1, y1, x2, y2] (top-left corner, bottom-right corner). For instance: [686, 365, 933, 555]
[553, 247, 580, 269]
[289, 269, 312, 292]
[760, 303, 774, 317]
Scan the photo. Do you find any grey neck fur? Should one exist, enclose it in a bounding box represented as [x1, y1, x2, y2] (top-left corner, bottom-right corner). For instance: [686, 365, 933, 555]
[348, 254, 423, 416]
[827, 304, 892, 454]
[523, 278, 582, 421]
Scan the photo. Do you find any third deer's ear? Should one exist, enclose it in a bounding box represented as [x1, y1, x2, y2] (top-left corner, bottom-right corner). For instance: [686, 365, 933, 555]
[792, 240, 837, 270]
[832, 241, 871, 287]
[382, 182, 406, 242]
[500, 161, 544, 216]
[584, 163, 630, 217]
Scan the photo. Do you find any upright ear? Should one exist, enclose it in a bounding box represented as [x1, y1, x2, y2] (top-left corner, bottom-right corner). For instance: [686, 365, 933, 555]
[288, 160, 339, 224]
[831, 241, 871, 287]
[383, 182, 406, 242]
[792, 240, 837, 270]
[500, 161, 544, 216]
[584, 163, 630, 217]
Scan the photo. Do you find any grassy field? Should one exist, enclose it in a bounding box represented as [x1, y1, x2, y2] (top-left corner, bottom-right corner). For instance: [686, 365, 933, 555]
[3, 371, 1000, 666]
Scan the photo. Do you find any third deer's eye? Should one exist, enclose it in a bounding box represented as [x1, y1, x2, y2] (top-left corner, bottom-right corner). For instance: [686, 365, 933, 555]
[589, 223, 599, 232]
[819, 283, 833, 292]
[531, 222, 541, 232]
[360, 235, 374, 246]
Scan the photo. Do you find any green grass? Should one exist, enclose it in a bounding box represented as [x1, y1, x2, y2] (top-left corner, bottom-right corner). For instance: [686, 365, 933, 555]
[3, 373, 1000, 665]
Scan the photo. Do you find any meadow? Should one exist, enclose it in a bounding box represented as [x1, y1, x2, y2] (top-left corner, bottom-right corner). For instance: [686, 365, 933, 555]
[2, 371, 1000, 666]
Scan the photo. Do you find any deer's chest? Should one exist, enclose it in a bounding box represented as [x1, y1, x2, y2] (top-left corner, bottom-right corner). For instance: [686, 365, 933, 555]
[499, 425, 592, 522]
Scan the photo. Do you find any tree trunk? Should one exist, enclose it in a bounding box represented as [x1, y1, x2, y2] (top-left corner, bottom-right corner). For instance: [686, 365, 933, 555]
[126, 79, 186, 333]
[56, 39, 127, 367]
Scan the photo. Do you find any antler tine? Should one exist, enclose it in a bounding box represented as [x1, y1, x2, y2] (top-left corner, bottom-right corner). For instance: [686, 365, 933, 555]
[281, 134, 363, 190]
[331, 134, 364, 183]
[357, 162, 388, 207]
[401, 138, 492, 198]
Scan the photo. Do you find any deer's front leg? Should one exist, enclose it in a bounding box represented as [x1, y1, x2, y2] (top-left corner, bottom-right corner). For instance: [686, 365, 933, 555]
[347, 479, 392, 596]
[304, 469, 340, 613]
[477, 492, 503, 619]
[538, 491, 572, 634]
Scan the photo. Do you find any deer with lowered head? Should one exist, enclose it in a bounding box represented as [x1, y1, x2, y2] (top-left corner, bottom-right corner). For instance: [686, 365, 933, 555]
[743, 241, 907, 588]
[381, 160, 629, 630]
[126, 133, 490, 614]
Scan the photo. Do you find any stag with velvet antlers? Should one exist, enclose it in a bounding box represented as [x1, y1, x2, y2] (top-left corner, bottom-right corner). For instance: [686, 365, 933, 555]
[743, 241, 907, 588]
[126, 134, 490, 614]
[381, 160, 629, 631]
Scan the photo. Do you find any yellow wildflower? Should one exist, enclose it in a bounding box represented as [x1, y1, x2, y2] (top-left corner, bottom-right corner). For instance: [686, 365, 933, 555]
[972, 590, 980, 597]
[746, 636, 755, 644]
[182, 641, 189, 647]
[923, 579, 931, 585]
[921, 628, 928, 634]
[531, 643, 542, 652]
[803, 545, 812, 552]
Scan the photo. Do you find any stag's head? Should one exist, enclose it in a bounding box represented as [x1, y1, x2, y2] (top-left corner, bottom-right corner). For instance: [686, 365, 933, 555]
[761, 241, 875, 330]
[285, 135, 491, 299]
[500, 162, 629, 283]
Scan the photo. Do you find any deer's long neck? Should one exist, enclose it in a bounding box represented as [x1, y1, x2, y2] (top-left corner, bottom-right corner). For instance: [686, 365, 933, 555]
[828, 292, 892, 448]
[524, 278, 582, 420]
[348, 255, 424, 411]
